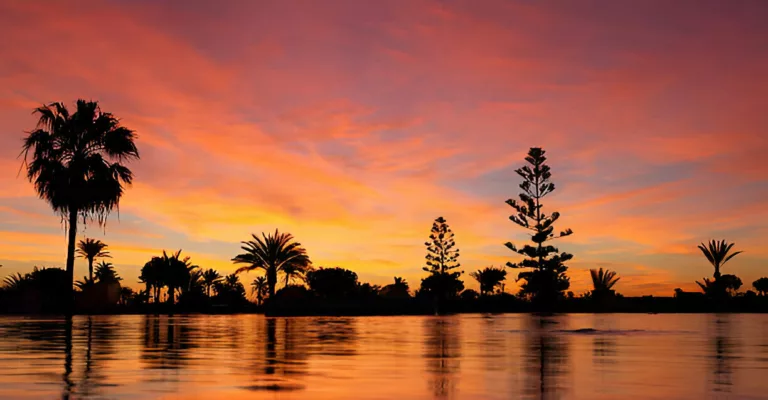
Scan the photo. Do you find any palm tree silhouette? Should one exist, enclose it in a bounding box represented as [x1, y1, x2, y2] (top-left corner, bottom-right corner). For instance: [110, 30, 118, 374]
[251, 276, 268, 305]
[224, 274, 241, 288]
[698, 240, 742, 280]
[94, 261, 121, 283]
[74, 276, 93, 291]
[139, 257, 164, 303]
[187, 268, 204, 294]
[469, 267, 507, 296]
[282, 262, 311, 287]
[201, 269, 221, 298]
[119, 287, 134, 305]
[394, 277, 409, 289]
[21, 100, 139, 310]
[232, 230, 311, 298]
[380, 276, 411, 298]
[161, 250, 194, 305]
[3, 272, 29, 290]
[589, 268, 620, 293]
[76, 238, 110, 282]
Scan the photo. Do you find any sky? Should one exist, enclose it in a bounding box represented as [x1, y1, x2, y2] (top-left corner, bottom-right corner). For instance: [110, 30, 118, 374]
[0, 0, 766, 296]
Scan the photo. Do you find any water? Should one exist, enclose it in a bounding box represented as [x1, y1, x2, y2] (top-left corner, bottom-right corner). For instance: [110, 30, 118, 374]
[0, 314, 766, 399]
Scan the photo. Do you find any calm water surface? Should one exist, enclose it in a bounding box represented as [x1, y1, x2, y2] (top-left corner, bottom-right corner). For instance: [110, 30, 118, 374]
[0, 314, 766, 399]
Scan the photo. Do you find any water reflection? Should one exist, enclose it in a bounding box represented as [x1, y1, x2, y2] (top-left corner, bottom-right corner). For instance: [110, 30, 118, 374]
[423, 317, 461, 399]
[0, 315, 767, 399]
[523, 316, 569, 400]
[62, 317, 73, 400]
[591, 316, 617, 366]
[243, 318, 308, 391]
[77, 317, 117, 398]
[480, 315, 505, 372]
[309, 317, 357, 357]
[264, 317, 277, 376]
[710, 314, 739, 393]
[140, 315, 199, 371]
[592, 336, 617, 362]
[0, 317, 117, 399]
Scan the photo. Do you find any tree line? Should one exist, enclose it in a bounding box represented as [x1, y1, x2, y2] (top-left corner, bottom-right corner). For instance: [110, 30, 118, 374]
[2, 99, 767, 315]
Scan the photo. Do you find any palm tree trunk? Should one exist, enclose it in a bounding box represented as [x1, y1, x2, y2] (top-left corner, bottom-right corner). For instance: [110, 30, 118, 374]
[65, 209, 78, 314]
[88, 258, 94, 282]
[267, 267, 277, 299]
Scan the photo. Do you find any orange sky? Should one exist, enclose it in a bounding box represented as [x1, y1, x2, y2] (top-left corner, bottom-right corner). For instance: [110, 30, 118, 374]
[0, 0, 766, 296]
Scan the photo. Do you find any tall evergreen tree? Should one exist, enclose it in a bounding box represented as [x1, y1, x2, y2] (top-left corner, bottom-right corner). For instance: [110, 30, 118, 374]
[505, 148, 573, 308]
[421, 217, 464, 312]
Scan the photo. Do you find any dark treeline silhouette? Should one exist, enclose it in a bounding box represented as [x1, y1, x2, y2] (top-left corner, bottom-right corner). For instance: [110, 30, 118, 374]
[3, 101, 767, 315]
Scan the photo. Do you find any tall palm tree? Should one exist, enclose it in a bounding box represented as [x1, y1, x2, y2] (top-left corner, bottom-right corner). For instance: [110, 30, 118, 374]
[232, 230, 311, 298]
[698, 240, 742, 279]
[21, 100, 139, 309]
[469, 267, 507, 295]
[76, 238, 110, 282]
[251, 276, 268, 305]
[201, 269, 221, 298]
[589, 268, 620, 293]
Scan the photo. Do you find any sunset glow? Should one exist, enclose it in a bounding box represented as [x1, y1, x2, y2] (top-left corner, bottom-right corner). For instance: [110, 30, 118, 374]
[1, 0, 766, 296]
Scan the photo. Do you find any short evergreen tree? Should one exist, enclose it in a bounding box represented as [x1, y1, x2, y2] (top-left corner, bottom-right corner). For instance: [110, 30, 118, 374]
[421, 217, 464, 313]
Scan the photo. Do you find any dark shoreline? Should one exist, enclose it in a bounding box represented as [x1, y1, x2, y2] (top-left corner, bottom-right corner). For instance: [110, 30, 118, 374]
[0, 296, 768, 317]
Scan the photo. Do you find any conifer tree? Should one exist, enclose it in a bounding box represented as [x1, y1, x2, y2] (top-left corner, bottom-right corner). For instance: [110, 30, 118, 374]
[421, 217, 464, 312]
[505, 148, 573, 308]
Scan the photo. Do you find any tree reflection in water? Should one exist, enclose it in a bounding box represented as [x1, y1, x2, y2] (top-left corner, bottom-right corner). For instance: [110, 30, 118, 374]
[140, 315, 199, 372]
[591, 315, 617, 368]
[77, 316, 117, 398]
[63, 316, 74, 400]
[308, 317, 358, 357]
[423, 317, 461, 399]
[523, 315, 569, 400]
[710, 314, 739, 393]
[0, 316, 118, 399]
[244, 317, 315, 392]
